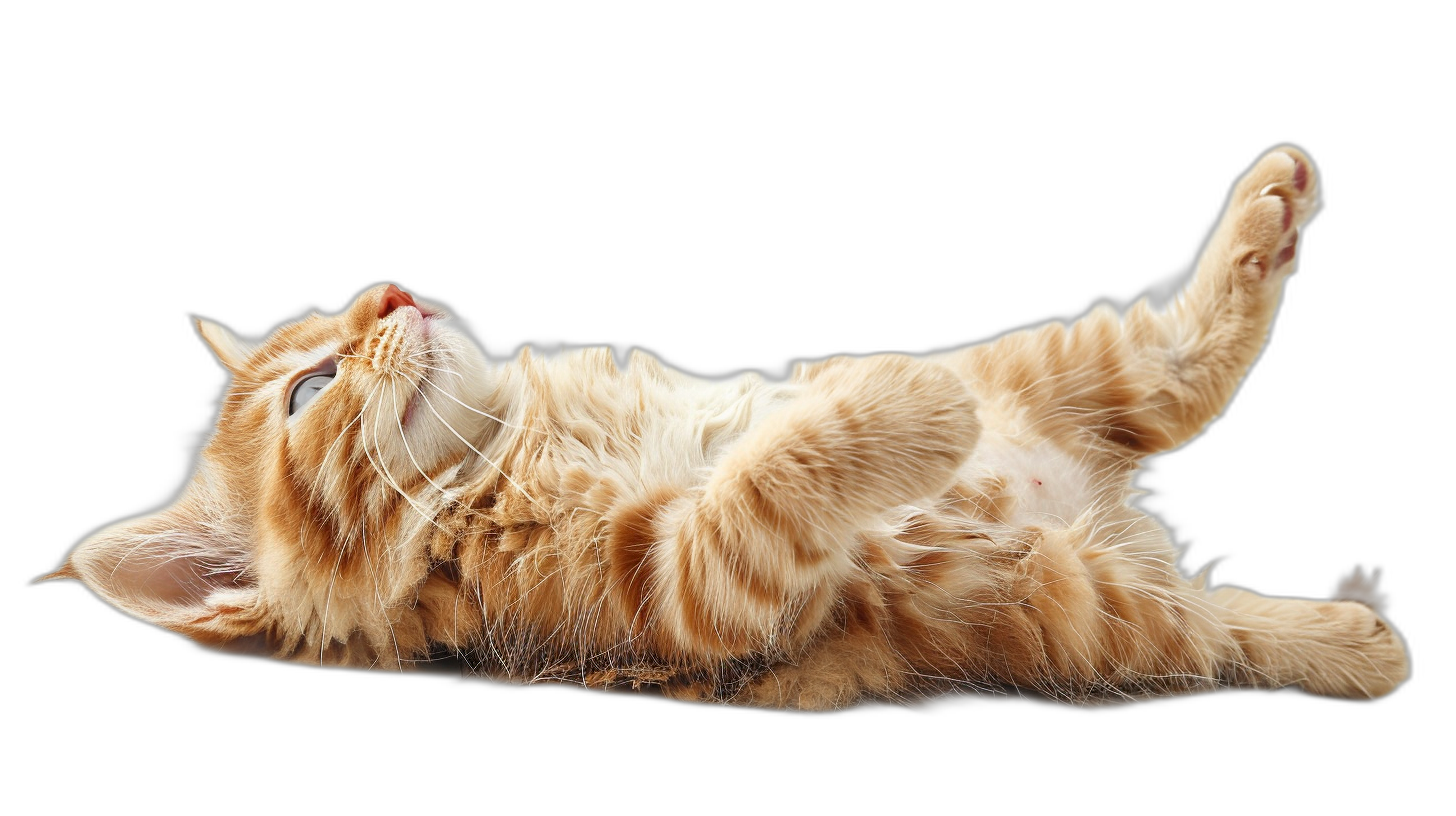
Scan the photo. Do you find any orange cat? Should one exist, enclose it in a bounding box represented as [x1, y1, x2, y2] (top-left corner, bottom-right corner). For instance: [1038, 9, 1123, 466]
[54, 147, 1408, 707]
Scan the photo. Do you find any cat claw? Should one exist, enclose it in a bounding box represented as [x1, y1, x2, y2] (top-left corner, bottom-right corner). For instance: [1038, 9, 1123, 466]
[1231, 147, 1318, 282]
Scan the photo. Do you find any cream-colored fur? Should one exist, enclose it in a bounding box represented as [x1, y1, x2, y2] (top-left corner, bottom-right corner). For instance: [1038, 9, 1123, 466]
[57, 147, 1408, 707]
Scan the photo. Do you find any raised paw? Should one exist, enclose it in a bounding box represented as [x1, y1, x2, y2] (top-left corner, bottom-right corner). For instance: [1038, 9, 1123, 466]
[1224, 147, 1319, 282]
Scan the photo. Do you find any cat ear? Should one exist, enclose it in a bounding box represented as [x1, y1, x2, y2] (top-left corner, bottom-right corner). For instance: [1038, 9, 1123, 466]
[64, 471, 262, 642]
[195, 317, 253, 372]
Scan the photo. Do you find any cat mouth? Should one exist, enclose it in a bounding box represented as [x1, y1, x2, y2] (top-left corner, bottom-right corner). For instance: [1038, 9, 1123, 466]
[378, 284, 440, 321]
[401, 370, 430, 428]
[389, 317, 440, 430]
[401, 397, 418, 428]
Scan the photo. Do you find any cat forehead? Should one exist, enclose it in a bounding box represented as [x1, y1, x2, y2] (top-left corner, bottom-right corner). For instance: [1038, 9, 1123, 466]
[244, 314, 350, 376]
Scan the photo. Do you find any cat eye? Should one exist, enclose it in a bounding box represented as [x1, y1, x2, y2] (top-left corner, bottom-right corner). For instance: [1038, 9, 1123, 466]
[288, 358, 337, 416]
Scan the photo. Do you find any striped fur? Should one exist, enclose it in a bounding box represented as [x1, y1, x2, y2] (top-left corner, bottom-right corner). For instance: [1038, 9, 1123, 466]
[60, 147, 1408, 707]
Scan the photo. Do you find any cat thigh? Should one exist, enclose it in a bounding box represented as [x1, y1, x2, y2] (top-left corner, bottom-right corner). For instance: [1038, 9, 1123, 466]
[938, 148, 1316, 457]
[651, 355, 981, 660]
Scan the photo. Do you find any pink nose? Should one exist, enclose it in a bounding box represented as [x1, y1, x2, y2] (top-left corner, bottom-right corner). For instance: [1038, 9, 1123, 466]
[378, 284, 417, 318]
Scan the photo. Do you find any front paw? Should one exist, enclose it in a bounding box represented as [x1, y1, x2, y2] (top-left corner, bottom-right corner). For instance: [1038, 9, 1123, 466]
[1226, 147, 1319, 283]
[763, 356, 980, 512]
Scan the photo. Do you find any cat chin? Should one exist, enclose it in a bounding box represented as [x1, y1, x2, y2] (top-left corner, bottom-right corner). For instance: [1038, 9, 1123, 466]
[391, 340, 496, 465]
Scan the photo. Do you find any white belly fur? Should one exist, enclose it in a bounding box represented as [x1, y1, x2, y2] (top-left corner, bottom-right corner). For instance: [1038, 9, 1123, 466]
[963, 418, 1097, 530]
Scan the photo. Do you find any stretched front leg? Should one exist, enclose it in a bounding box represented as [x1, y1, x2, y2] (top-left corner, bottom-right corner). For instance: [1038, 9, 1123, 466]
[653, 355, 980, 661]
[942, 147, 1316, 457]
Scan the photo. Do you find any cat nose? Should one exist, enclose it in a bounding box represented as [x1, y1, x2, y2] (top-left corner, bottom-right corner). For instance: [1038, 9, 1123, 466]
[377, 284, 417, 318]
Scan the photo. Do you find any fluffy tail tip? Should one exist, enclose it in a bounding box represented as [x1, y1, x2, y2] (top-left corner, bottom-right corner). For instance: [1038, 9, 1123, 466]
[1334, 566, 1387, 614]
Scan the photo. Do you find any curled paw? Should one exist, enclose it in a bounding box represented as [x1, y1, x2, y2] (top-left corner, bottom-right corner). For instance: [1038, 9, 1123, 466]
[1227, 147, 1318, 282]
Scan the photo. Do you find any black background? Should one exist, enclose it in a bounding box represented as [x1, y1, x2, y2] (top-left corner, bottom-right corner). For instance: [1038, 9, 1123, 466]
[19, 62, 1432, 792]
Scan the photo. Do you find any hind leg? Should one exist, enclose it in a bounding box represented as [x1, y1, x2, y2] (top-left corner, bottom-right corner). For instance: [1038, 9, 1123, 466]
[940, 147, 1316, 457]
[1208, 585, 1409, 698]
[944, 523, 1407, 699]
[1117, 146, 1317, 451]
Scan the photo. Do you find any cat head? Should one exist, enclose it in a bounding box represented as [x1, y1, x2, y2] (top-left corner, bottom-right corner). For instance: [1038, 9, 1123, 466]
[57, 284, 495, 664]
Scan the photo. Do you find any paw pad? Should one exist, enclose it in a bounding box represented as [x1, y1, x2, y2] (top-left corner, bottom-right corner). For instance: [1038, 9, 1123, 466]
[1232, 148, 1318, 282]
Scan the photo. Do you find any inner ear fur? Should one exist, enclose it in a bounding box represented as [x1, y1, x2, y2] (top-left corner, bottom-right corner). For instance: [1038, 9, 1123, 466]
[52, 463, 259, 635]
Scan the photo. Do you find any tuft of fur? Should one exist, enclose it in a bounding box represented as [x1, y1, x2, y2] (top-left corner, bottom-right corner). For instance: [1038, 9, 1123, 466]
[58, 147, 1409, 708]
[1335, 567, 1388, 614]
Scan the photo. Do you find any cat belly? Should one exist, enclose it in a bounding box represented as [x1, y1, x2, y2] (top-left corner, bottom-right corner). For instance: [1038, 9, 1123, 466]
[962, 426, 1098, 529]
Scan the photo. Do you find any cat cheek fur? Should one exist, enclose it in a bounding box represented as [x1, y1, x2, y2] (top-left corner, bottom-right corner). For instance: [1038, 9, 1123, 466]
[58, 149, 1411, 705]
